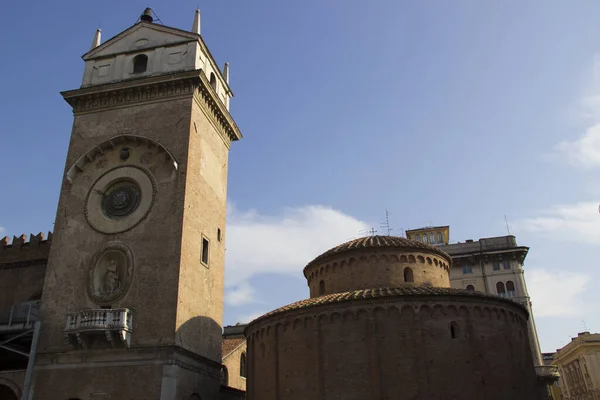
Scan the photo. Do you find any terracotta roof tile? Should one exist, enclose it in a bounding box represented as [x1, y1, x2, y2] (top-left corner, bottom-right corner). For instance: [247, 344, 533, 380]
[304, 235, 451, 273]
[222, 338, 245, 358]
[247, 286, 525, 328]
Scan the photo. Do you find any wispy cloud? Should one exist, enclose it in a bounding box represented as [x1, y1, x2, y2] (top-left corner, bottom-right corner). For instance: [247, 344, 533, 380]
[0, 226, 4, 235]
[552, 56, 600, 167]
[225, 205, 369, 287]
[225, 282, 261, 307]
[514, 202, 600, 244]
[527, 269, 590, 317]
[553, 124, 600, 168]
[237, 310, 269, 324]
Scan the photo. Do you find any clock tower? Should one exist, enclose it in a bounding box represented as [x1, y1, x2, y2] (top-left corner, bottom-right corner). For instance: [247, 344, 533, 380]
[32, 8, 242, 400]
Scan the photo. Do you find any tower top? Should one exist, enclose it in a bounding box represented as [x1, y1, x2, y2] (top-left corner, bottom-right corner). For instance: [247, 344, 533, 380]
[140, 8, 153, 23]
[192, 9, 201, 34]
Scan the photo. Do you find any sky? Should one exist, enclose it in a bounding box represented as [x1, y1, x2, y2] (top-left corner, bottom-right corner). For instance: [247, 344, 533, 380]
[0, 0, 599, 353]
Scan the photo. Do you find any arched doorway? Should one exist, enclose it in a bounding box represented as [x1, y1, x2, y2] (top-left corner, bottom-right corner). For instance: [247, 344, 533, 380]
[0, 384, 18, 400]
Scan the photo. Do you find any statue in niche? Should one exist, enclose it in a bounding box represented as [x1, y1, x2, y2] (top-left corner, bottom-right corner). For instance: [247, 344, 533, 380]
[87, 244, 133, 304]
[103, 259, 120, 295]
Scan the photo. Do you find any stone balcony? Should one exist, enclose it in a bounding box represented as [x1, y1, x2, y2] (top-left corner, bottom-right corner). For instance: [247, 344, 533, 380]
[64, 308, 133, 349]
[535, 365, 560, 381]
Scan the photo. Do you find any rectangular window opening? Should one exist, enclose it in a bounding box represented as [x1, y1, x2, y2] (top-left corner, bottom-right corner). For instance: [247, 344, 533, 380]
[217, 228, 222, 242]
[492, 263, 500, 271]
[503, 261, 511, 270]
[202, 237, 210, 266]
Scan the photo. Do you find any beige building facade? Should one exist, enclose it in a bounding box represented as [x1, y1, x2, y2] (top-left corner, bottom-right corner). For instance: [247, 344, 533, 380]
[406, 226, 559, 394]
[552, 332, 600, 400]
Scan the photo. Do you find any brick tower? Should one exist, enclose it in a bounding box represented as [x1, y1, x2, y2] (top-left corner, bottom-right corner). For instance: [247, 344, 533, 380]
[31, 8, 241, 399]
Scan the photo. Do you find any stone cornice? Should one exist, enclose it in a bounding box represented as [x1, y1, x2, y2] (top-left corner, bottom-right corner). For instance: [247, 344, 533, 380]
[61, 69, 242, 145]
[450, 247, 529, 264]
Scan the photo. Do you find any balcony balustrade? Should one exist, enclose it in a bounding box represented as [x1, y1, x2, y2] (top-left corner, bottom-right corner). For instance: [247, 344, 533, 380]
[64, 308, 133, 348]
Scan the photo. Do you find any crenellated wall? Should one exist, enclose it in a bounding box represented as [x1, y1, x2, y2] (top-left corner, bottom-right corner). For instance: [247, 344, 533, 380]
[305, 250, 451, 297]
[246, 295, 537, 400]
[0, 233, 52, 310]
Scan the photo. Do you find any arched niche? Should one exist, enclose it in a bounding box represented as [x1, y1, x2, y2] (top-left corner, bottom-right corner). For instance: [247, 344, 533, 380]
[66, 134, 178, 183]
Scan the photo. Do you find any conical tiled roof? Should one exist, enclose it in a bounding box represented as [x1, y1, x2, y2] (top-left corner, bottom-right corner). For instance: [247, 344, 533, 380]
[305, 235, 451, 271]
[246, 286, 525, 327]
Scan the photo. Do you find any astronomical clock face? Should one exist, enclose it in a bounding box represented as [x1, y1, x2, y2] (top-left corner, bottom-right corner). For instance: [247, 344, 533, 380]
[85, 165, 156, 234]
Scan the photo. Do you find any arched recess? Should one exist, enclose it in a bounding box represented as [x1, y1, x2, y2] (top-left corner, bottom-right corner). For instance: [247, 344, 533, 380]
[221, 365, 229, 386]
[209, 72, 217, 90]
[403, 267, 414, 283]
[0, 379, 20, 400]
[189, 395, 202, 400]
[506, 281, 516, 296]
[465, 284, 475, 291]
[319, 280, 325, 295]
[240, 352, 247, 378]
[496, 282, 506, 296]
[133, 54, 148, 73]
[66, 134, 179, 183]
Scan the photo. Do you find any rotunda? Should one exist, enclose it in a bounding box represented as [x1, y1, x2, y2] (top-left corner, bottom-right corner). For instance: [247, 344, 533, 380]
[245, 236, 538, 400]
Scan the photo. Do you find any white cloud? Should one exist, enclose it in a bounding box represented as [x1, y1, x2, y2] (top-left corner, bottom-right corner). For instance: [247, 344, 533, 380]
[237, 310, 269, 324]
[553, 123, 600, 168]
[527, 269, 590, 317]
[551, 56, 600, 167]
[514, 202, 600, 244]
[225, 282, 260, 307]
[225, 205, 369, 287]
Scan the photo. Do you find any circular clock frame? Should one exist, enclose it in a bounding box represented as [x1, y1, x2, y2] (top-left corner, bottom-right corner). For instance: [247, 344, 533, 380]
[85, 165, 156, 234]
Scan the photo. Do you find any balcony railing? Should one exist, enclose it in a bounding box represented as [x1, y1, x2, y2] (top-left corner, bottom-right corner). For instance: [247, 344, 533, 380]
[64, 308, 133, 348]
[0, 300, 40, 332]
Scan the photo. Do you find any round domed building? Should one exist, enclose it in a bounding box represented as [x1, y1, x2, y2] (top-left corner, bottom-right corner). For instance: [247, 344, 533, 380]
[245, 236, 539, 400]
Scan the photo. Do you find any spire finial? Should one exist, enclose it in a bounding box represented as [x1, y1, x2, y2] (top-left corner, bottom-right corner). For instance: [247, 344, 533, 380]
[192, 9, 201, 34]
[90, 28, 102, 50]
[141, 7, 153, 23]
[224, 62, 229, 84]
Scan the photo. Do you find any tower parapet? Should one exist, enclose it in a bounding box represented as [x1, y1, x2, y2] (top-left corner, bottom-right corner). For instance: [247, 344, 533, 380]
[0, 232, 52, 266]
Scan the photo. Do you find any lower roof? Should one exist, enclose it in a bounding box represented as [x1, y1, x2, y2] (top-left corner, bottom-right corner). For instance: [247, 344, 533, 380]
[247, 286, 526, 329]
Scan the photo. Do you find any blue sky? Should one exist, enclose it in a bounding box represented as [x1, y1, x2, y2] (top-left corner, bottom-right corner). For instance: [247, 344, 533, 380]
[1, 1, 599, 353]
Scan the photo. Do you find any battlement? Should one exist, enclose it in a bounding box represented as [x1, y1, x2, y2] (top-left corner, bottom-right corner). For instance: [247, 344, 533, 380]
[0, 232, 53, 266]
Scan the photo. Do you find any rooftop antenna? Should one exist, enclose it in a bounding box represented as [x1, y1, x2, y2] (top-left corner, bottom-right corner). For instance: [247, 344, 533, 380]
[583, 320, 589, 331]
[359, 228, 377, 237]
[380, 209, 394, 236]
[504, 215, 511, 235]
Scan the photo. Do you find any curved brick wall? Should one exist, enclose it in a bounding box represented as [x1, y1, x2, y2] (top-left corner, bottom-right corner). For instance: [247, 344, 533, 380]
[305, 250, 451, 297]
[245, 293, 537, 400]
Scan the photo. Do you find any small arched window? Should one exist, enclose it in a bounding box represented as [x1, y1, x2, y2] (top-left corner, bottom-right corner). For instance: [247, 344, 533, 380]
[319, 280, 325, 296]
[506, 281, 516, 297]
[221, 366, 229, 386]
[404, 267, 414, 283]
[429, 233, 435, 244]
[466, 284, 475, 291]
[422, 234, 427, 243]
[240, 352, 247, 378]
[437, 232, 443, 244]
[210, 72, 217, 90]
[496, 282, 506, 296]
[450, 322, 458, 339]
[133, 54, 148, 74]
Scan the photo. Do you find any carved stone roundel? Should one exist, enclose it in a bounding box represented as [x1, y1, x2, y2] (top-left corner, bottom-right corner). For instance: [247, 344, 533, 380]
[87, 242, 134, 305]
[85, 165, 155, 234]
